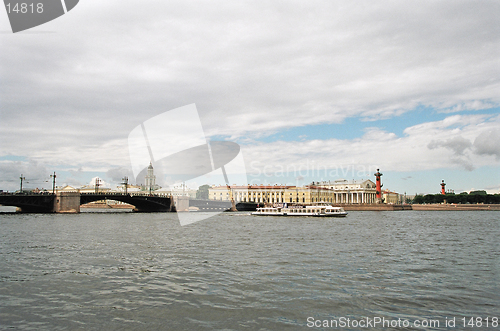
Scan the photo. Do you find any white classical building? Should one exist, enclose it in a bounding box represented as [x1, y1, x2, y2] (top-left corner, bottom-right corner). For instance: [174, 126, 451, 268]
[313, 179, 379, 204]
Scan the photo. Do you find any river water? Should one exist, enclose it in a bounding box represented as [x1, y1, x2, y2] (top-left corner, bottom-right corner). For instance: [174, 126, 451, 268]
[0, 210, 498, 330]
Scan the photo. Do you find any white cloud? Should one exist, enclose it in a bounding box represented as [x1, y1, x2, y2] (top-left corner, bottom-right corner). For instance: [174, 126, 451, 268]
[0, 0, 499, 191]
[2, 1, 499, 141]
[241, 114, 500, 176]
[428, 136, 473, 156]
[473, 129, 500, 160]
[0, 159, 50, 191]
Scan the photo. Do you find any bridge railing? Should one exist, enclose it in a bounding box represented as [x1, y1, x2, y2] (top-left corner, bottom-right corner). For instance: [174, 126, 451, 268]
[0, 191, 173, 198]
[0, 191, 54, 195]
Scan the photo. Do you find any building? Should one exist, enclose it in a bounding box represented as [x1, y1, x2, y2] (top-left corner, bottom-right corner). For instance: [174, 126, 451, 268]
[154, 183, 197, 199]
[210, 185, 287, 203]
[170, 183, 197, 199]
[79, 177, 112, 194]
[208, 179, 382, 204]
[382, 189, 399, 204]
[315, 179, 379, 204]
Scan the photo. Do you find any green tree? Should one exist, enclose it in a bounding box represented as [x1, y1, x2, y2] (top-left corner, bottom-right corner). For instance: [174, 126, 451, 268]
[423, 194, 436, 204]
[434, 194, 445, 204]
[469, 190, 487, 195]
[196, 184, 210, 199]
[412, 195, 424, 204]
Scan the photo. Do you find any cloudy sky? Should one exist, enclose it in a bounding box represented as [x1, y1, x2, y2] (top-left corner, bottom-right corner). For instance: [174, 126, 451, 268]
[1, 0, 499, 194]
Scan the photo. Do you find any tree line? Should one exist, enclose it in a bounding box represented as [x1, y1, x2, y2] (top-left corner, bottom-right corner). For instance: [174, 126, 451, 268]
[412, 191, 500, 204]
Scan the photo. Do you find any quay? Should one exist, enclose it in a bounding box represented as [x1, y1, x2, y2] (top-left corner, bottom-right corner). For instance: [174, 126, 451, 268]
[334, 204, 500, 211]
[336, 204, 412, 211]
[411, 204, 500, 211]
[2, 193, 498, 213]
[0, 192, 175, 213]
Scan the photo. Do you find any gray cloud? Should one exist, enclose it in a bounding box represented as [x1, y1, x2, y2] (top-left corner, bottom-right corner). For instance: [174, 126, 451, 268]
[473, 129, 500, 159]
[450, 157, 475, 172]
[0, 0, 499, 178]
[428, 136, 472, 156]
[0, 159, 50, 191]
[105, 167, 134, 185]
[427, 136, 474, 170]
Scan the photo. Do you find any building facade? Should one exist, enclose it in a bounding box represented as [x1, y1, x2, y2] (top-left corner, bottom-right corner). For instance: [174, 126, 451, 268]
[314, 179, 379, 204]
[208, 179, 383, 204]
[382, 189, 400, 204]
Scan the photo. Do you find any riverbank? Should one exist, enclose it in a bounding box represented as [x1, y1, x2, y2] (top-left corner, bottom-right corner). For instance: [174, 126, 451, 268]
[331, 204, 412, 211]
[331, 204, 500, 211]
[411, 204, 500, 211]
[66, 203, 500, 211]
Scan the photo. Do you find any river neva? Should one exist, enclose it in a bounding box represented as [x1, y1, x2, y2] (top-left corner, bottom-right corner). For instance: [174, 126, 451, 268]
[0, 210, 498, 330]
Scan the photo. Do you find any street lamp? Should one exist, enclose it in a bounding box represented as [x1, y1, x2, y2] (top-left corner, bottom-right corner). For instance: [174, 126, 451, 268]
[122, 176, 128, 195]
[19, 174, 26, 192]
[50, 172, 56, 195]
[95, 177, 101, 194]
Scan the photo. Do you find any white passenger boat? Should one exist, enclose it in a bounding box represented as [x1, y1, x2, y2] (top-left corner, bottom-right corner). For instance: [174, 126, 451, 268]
[251, 202, 347, 217]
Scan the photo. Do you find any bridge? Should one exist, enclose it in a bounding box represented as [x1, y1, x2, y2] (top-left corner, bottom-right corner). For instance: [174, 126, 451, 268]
[0, 192, 175, 213]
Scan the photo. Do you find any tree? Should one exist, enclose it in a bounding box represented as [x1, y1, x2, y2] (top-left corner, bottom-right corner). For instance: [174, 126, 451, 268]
[408, 192, 499, 205]
[412, 195, 424, 204]
[196, 185, 210, 199]
[423, 194, 436, 204]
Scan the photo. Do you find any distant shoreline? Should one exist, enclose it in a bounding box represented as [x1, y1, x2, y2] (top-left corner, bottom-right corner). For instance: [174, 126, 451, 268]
[336, 204, 500, 211]
[410, 204, 500, 211]
[3, 203, 498, 213]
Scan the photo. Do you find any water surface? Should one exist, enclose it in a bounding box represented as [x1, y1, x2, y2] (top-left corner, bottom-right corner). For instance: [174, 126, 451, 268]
[0, 211, 498, 330]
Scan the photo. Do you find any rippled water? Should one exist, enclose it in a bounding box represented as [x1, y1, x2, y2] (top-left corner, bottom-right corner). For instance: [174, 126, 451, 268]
[0, 211, 498, 330]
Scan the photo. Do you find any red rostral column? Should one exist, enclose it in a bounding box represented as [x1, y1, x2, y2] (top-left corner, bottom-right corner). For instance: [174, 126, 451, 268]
[441, 180, 446, 195]
[374, 168, 383, 200]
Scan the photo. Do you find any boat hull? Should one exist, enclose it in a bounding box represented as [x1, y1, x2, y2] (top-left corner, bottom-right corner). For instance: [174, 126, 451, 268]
[251, 212, 347, 217]
[251, 203, 347, 217]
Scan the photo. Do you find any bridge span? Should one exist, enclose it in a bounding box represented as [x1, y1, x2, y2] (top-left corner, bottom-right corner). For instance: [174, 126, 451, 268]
[0, 192, 175, 213]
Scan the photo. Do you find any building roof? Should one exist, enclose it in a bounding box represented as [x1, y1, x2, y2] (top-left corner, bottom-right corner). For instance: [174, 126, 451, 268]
[211, 185, 296, 189]
[316, 179, 375, 185]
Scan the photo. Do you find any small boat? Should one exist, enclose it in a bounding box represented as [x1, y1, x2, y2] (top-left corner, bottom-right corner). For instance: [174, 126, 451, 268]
[251, 202, 347, 217]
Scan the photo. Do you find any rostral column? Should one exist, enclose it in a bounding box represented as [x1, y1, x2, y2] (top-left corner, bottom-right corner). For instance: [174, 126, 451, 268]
[374, 168, 383, 203]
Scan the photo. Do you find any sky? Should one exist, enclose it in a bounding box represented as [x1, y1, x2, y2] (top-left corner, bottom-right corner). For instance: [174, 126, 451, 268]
[0, 0, 499, 195]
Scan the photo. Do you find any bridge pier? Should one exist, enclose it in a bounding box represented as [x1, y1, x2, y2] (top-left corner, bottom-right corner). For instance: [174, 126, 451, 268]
[53, 192, 80, 213]
[173, 196, 189, 212]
